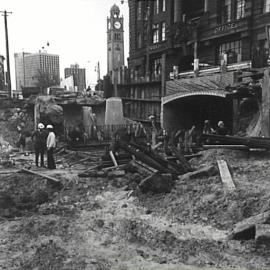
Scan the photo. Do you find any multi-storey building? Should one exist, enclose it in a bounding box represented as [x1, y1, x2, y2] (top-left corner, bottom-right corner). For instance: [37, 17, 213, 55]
[120, 0, 270, 131]
[64, 64, 86, 92]
[14, 51, 60, 91]
[128, 0, 270, 77]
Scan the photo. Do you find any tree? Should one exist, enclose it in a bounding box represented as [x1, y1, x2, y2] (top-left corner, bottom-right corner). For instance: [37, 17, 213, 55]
[35, 69, 60, 92]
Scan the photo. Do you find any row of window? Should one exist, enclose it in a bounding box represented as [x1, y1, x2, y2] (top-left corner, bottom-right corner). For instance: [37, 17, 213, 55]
[221, 0, 270, 23]
[108, 33, 122, 41]
[152, 22, 166, 44]
[136, 22, 166, 48]
[137, 0, 166, 20]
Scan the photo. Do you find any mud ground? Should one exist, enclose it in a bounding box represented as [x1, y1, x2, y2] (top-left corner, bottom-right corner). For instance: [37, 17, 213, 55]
[1, 149, 270, 269]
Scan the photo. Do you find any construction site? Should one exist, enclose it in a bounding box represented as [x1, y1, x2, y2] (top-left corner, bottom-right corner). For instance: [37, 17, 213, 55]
[0, 67, 270, 270]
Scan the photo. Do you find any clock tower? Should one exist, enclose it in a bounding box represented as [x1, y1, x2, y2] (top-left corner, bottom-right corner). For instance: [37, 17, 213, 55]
[107, 4, 124, 75]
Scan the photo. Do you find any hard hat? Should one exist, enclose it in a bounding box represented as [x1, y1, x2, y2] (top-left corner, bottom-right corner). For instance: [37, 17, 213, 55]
[218, 121, 224, 127]
[38, 123, 44, 129]
[46, 124, 53, 129]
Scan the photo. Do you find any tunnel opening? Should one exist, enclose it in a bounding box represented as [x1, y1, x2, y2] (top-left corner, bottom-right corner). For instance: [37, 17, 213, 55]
[163, 94, 233, 133]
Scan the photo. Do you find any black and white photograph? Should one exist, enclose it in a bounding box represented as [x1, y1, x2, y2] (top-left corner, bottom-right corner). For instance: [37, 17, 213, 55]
[0, 0, 270, 269]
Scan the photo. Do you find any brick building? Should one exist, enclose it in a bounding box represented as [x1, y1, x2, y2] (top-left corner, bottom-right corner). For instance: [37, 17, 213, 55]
[128, 0, 270, 77]
[119, 0, 270, 129]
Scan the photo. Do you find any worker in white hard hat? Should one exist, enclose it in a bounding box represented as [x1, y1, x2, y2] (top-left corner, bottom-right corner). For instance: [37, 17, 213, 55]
[216, 120, 228, 136]
[31, 123, 47, 167]
[46, 124, 56, 169]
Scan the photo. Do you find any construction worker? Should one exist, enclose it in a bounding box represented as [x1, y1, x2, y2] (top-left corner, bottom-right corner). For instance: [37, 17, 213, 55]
[203, 120, 215, 135]
[216, 121, 228, 136]
[31, 123, 47, 167]
[16, 126, 26, 153]
[46, 124, 56, 169]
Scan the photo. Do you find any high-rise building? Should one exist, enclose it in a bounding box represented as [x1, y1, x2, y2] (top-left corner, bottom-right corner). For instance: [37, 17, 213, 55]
[64, 64, 86, 91]
[14, 51, 60, 91]
[107, 4, 125, 75]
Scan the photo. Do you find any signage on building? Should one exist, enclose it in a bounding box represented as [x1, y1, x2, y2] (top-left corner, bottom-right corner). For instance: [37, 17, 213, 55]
[214, 22, 237, 34]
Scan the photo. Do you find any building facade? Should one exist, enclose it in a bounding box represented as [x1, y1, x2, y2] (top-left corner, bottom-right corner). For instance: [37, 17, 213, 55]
[64, 64, 86, 92]
[128, 0, 270, 78]
[121, 0, 270, 126]
[14, 51, 60, 91]
[107, 4, 125, 75]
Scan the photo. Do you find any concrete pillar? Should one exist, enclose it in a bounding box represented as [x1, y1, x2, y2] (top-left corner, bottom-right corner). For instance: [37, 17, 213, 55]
[34, 103, 39, 130]
[161, 53, 166, 97]
[232, 98, 240, 134]
[261, 69, 270, 137]
[204, 0, 209, 12]
[105, 97, 125, 126]
[174, 0, 182, 23]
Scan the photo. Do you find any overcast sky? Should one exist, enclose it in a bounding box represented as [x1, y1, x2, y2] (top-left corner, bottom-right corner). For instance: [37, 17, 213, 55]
[0, 0, 129, 88]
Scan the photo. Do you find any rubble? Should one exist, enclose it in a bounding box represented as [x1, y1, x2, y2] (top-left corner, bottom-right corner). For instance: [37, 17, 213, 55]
[139, 173, 173, 194]
[1, 125, 270, 269]
[229, 211, 270, 240]
[255, 224, 270, 249]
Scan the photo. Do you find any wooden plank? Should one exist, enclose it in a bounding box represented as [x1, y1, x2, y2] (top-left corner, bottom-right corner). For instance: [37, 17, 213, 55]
[203, 145, 249, 150]
[68, 156, 92, 167]
[109, 151, 118, 168]
[20, 168, 61, 184]
[217, 160, 235, 191]
[0, 169, 20, 174]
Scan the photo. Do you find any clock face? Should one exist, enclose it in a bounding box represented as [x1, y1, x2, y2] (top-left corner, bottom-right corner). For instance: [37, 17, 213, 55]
[114, 21, 121, 29]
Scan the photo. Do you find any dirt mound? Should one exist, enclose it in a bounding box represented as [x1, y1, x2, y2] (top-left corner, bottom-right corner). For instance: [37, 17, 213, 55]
[0, 172, 61, 217]
[0, 107, 34, 146]
[137, 156, 270, 230]
[36, 96, 63, 124]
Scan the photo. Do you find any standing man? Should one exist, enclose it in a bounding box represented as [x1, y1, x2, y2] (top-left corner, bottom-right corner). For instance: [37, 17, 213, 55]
[31, 123, 47, 167]
[46, 124, 56, 169]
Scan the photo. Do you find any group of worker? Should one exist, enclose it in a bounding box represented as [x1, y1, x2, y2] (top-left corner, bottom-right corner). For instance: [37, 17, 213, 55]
[31, 123, 56, 169]
[203, 120, 228, 136]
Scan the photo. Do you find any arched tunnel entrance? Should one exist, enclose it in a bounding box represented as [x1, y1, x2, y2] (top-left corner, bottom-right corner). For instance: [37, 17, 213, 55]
[162, 93, 233, 133]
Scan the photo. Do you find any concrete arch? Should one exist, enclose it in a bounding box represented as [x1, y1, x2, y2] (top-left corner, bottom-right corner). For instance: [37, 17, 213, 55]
[161, 91, 232, 133]
[162, 90, 226, 105]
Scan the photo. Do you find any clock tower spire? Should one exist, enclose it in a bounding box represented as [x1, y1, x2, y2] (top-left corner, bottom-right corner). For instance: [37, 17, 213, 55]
[107, 4, 124, 75]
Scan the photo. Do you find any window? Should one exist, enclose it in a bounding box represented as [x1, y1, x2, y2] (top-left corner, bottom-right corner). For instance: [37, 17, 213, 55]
[236, 0, 245, 19]
[264, 0, 270, 13]
[137, 33, 142, 49]
[154, 0, 159, 15]
[152, 24, 159, 43]
[114, 33, 121, 40]
[161, 22, 166, 41]
[219, 40, 242, 64]
[153, 58, 162, 75]
[137, 1, 142, 20]
[161, 0, 166, 12]
[221, 0, 231, 22]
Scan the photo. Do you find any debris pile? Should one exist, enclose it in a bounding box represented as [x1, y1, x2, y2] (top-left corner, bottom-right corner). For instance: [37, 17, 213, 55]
[1, 124, 270, 269]
[0, 172, 62, 218]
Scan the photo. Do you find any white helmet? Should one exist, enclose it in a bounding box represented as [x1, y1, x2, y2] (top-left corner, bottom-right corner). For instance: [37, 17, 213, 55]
[46, 124, 53, 129]
[38, 123, 44, 129]
[218, 121, 224, 128]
